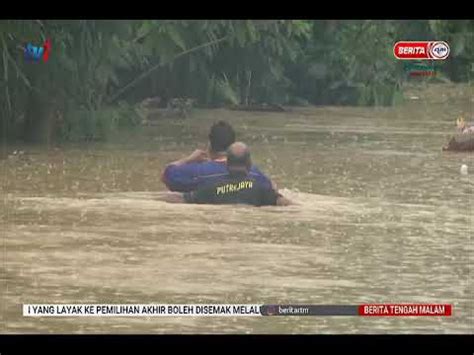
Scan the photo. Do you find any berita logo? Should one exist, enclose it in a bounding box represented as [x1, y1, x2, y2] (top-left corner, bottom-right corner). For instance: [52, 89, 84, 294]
[394, 41, 450, 60]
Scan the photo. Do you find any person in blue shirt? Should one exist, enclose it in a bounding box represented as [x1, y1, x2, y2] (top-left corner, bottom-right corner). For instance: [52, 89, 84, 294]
[161, 120, 277, 192]
[162, 142, 292, 206]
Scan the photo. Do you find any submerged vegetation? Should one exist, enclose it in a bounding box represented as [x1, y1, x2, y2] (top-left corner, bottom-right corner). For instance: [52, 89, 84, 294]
[0, 20, 473, 143]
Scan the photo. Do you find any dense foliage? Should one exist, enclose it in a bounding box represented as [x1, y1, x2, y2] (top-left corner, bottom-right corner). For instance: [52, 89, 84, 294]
[1, 20, 472, 142]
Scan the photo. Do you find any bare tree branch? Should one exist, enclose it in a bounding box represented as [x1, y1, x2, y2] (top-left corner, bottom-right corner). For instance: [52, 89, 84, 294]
[107, 34, 230, 104]
[1, 35, 35, 92]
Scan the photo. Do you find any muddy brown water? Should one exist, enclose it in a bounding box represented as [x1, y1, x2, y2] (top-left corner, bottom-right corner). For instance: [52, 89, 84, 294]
[1, 85, 473, 333]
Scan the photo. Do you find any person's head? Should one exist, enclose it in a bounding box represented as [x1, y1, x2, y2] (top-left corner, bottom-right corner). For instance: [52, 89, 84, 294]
[208, 121, 236, 154]
[226, 142, 252, 176]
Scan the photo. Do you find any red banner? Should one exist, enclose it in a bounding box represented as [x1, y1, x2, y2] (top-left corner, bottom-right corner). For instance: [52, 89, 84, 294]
[359, 304, 452, 316]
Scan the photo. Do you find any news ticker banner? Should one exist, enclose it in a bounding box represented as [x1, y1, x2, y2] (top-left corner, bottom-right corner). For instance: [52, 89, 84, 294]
[23, 304, 452, 317]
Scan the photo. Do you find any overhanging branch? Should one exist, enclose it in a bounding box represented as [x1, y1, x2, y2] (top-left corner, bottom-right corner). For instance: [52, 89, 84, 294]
[107, 34, 229, 104]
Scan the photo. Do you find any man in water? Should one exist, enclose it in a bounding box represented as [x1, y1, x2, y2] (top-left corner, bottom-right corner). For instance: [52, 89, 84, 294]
[164, 142, 291, 206]
[456, 116, 474, 134]
[161, 120, 276, 192]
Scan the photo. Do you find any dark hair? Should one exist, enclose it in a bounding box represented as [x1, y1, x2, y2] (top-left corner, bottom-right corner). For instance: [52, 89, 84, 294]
[208, 121, 236, 153]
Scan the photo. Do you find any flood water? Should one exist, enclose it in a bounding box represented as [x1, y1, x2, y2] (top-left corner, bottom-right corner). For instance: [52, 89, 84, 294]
[1, 84, 473, 333]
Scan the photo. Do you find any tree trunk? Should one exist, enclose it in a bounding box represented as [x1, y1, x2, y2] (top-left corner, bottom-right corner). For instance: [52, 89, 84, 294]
[23, 90, 55, 144]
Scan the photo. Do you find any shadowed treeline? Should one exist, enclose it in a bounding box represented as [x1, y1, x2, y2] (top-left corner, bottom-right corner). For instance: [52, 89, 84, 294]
[0, 20, 472, 143]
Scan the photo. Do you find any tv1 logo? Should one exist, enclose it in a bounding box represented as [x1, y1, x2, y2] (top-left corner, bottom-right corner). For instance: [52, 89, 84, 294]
[394, 41, 450, 60]
[24, 39, 51, 62]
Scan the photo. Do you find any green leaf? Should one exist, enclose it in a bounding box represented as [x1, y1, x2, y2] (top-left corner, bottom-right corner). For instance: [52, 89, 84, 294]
[167, 26, 187, 51]
[234, 23, 247, 47]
